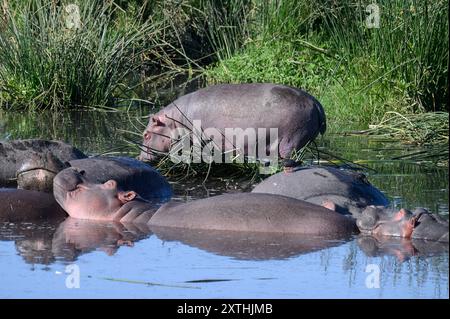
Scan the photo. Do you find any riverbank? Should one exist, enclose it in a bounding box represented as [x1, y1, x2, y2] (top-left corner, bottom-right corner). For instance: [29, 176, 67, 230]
[1, 0, 448, 158]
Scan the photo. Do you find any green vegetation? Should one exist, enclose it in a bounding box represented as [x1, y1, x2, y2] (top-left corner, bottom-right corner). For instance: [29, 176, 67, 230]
[364, 112, 449, 146]
[1, 1, 447, 117]
[205, 0, 449, 123]
[1, 0, 448, 164]
[0, 0, 196, 109]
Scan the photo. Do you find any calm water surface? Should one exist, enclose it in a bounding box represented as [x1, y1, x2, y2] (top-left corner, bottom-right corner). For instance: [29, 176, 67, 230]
[0, 106, 448, 298]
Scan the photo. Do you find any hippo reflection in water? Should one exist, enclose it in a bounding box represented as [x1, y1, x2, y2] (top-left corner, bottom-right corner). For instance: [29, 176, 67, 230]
[1, 210, 446, 265]
[0, 218, 153, 265]
[51, 168, 448, 242]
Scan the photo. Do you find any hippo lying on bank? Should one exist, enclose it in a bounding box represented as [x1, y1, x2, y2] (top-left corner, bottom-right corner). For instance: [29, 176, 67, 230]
[252, 166, 389, 217]
[139, 83, 326, 161]
[0, 139, 86, 191]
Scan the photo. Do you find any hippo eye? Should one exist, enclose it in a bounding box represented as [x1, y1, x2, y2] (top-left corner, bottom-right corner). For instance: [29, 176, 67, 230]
[144, 132, 152, 140]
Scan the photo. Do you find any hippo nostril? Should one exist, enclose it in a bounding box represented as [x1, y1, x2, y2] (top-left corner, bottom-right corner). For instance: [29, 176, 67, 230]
[79, 170, 85, 176]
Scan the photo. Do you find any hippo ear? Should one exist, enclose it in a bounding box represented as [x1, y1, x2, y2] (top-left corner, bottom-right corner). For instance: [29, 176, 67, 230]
[321, 200, 336, 211]
[118, 191, 137, 204]
[151, 116, 166, 127]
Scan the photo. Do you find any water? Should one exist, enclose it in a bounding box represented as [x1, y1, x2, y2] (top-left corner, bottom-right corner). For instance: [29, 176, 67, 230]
[0, 107, 448, 299]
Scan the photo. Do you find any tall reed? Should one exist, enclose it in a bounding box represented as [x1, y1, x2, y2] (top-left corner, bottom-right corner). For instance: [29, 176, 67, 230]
[0, 0, 169, 109]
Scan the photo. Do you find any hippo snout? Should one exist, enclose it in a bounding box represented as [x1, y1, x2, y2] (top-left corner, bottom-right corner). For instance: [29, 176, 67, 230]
[53, 167, 86, 208]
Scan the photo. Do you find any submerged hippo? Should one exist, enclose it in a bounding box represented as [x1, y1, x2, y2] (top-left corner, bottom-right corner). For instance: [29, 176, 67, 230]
[53, 168, 160, 223]
[139, 83, 326, 161]
[53, 171, 356, 236]
[0, 139, 86, 191]
[65, 156, 173, 201]
[0, 188, 67, 222]
[149, 193, 356, 235]
[357, 206, 449, 242]
[53, 158, 172, 219]
[52, 174, 448, 242]
[252, 166, 389, 217]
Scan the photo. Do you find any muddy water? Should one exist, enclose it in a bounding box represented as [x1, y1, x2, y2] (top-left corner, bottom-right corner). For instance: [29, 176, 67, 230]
[0, 107, 448, 298]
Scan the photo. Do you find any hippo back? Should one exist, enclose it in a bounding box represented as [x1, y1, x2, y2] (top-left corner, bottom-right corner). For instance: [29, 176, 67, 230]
[0, 188, 67, 222]
[68, 156, 172, 200]
[252, 166, 389, 216]
[149, 193, 357, 236]
[168, 83, 326, 136]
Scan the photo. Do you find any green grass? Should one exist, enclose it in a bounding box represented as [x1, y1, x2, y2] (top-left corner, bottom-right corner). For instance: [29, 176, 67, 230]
[204, 0, 448, 124]
[363, 112, 449, 146]
[0, 0, 191, 110]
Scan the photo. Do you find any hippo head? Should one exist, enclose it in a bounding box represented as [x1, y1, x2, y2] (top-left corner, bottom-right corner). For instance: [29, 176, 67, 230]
[53, 167, 151, 221]
[17, 151, 68, 192]
[357, 206, 417, 238]
[139, 115, 175, 162]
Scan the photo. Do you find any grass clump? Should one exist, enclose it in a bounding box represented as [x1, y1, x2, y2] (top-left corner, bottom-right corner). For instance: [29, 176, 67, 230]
[363, 112, 449, 146]
[0, 0, 181, 109]
[204, 0, 448, 124]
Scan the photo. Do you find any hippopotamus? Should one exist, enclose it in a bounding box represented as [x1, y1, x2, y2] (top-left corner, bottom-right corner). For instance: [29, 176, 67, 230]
[149, 193, 356, 235]
[252, 166, 389, 217]
[51, 172, 447, 242]
[52, 167, 161, 223]
[356, 206, 449, 242]
[64, 156, 173, 201]
[0, 188, 67, 222]
[0, 139, 87, 191]
[139, 83, 326, 161]
[52, 169, 355, 235]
